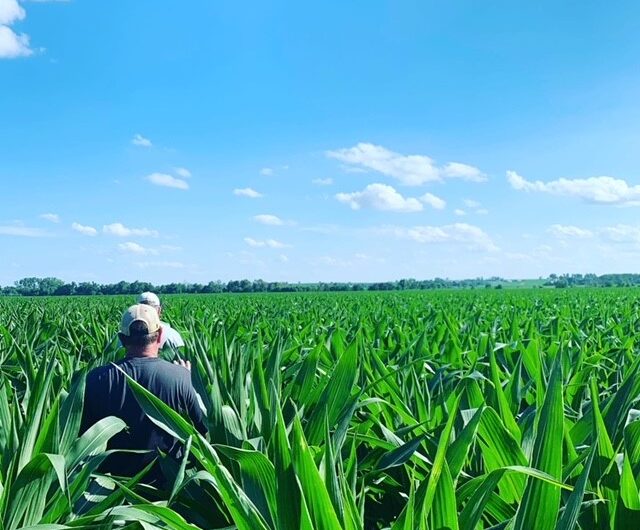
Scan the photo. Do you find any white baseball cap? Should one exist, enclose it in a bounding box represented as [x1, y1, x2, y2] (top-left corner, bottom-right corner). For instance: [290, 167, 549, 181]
[120, 304, 161, 336]
[138, 291, 161, 307]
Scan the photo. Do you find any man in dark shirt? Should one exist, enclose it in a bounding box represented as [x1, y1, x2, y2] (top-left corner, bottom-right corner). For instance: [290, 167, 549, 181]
[81, 303, 206, 484]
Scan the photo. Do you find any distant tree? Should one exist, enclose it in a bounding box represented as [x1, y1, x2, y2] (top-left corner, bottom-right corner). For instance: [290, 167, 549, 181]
[76, 282, 101, 295]
[14, 277, 41, 296]
[54, 282, 77, 296]
[38, 277, 65, 296]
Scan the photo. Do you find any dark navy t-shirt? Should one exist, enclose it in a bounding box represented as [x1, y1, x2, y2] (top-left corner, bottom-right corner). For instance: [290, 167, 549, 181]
[81, 356, 207, 480]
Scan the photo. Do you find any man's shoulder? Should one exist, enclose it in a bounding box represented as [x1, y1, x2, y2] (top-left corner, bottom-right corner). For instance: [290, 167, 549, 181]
[161, 321, 182, 335]
[141, 358, 191, 382]
[87, 362, 119, 380]
[160, 321, 185, 347]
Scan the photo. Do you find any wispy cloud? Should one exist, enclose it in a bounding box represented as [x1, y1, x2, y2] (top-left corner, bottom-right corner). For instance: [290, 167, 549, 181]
[254, 214, 284, 226]
[260, 167, 274, 176]
[600, 224, 640, 244]
[234, 187, 263, 198]
[454, 209, 466, 216]
[174, 167, 191, 178]
[244, 237, 290, 249]
[461, 199, 488, 215]
[71, 222, 98, 236]
[327, 143, 486, 186]
[146, 172, 189, 190]
[103, 222, 159, 237]
[118, 241, 158, 255]
[0, 224, 47, 237]
[548, 224, 593, 239]
[507, 170, 640, 205]
[312, 178, 333, 186]
[40, 213, 60, 223]
[132, 133, 152, 147]
[336, 183, 423, 213]
[390, 223, 498, 251]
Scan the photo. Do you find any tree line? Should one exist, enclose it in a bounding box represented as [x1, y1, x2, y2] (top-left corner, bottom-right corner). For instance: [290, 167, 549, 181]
[2, 276, 509, 296]
[1, 273, 639, 296]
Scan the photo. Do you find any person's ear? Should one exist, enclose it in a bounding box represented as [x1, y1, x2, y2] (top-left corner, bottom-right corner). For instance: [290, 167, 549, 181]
[156, 327, 163, 344]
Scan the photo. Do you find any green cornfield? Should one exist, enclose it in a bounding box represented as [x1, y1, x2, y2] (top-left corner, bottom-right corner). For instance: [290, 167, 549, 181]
[1, 288, 640, 529]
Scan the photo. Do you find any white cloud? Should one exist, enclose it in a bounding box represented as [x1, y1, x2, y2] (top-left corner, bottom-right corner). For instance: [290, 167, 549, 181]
[328, 143, 439, 186]
[244, 237, 264, 247]
[279, 254, 289, 263]
[420, 192, 446, 210]
[260, 168, 274, 176]
[40, 213, 60, 223]
[0, 0, 24, 24]
[0, 224, 47, 237]
[548, 224, 593, 239]
[265, 239, 289, 249]
[327, 143, 485, 186]
[336, 183, 423, 213]
[600, 224, 640, 244]
[174, 167, 191, 178]
[442, 162, 487, 182]
[118, 241, 157, 255]
[244, 237, 290, 248]
[393, 223, 498, 252]
[312, 178, 333, 186]
[460, 199, 487, 215]
[132, 133, 152, 147]
[103, 222, 159, 237]
[507, 170, 640, 205]
[254, 214, 284, 226]
[71, 222, 97, 236]
[146, 173, 189, 190]
[234, 187, 263, 198]
[0, 24, 32, 58]
[454, 209, 466, 216]
[0, 0, 36, 59]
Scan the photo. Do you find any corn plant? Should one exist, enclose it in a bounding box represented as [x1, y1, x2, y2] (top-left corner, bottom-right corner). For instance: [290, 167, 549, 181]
[1, 289, 640, 528]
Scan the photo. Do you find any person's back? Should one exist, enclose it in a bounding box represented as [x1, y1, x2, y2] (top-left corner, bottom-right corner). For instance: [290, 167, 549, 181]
[137, 292, 185, 351]
[81, 304, 206, 484]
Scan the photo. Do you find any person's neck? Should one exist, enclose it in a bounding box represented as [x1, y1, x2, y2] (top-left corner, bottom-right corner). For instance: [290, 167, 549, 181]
[126, 348, 159, 359]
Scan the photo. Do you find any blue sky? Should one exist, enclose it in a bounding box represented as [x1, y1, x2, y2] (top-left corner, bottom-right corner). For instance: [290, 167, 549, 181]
[2, 0, 640, 284]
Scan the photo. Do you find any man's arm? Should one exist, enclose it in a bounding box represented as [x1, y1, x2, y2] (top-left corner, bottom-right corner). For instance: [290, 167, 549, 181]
[185, 385, 208, 435]
[174, 359, 208, 435]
